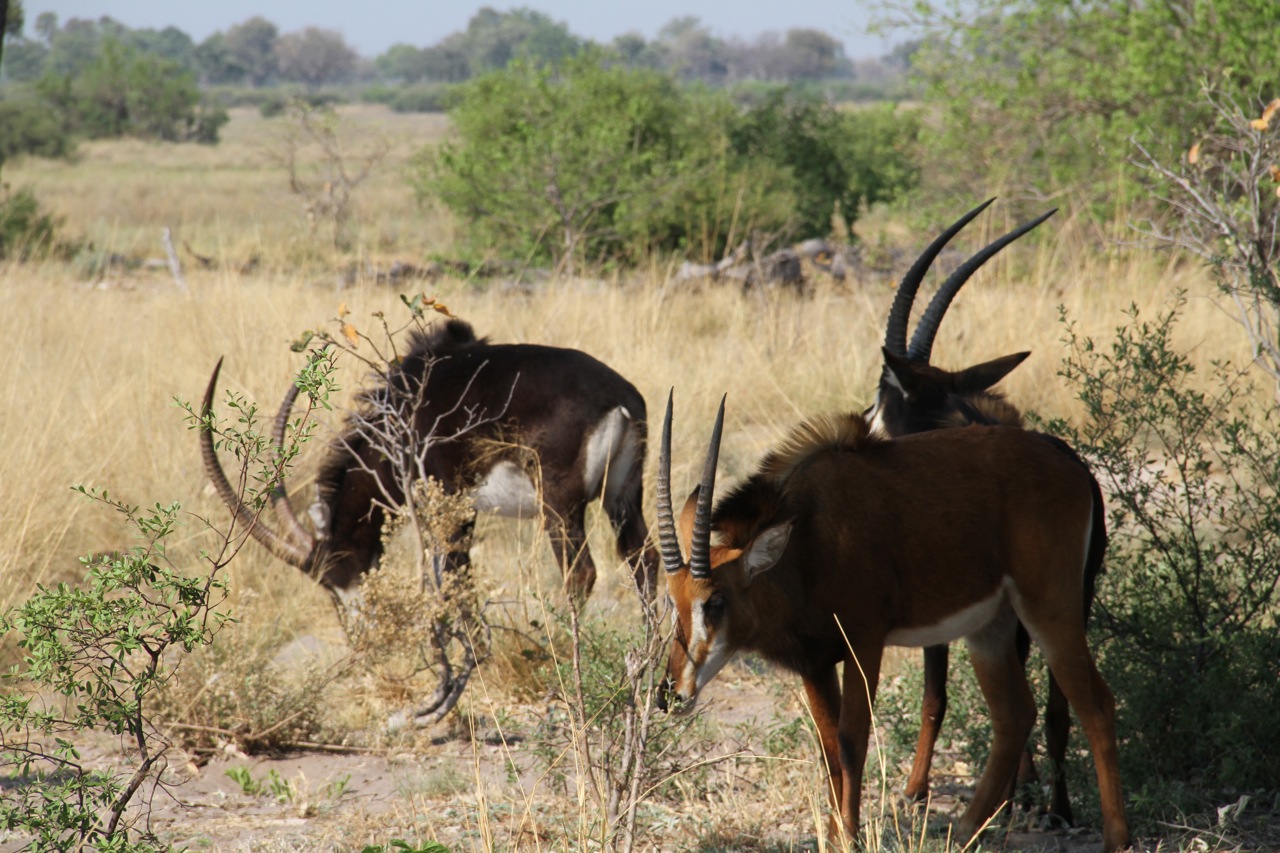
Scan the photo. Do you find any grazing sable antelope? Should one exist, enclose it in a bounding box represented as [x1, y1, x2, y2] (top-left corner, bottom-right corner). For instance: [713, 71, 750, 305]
[201, 319, 659, 601]
[655, 396, 1129, 853]
[866, 200, 1083, 824]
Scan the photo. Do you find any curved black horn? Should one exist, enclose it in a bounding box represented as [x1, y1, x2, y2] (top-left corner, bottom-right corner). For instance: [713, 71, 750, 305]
[269, 381, 314, 549]
[655, 389, 684, 573]
[908, 208, 1057, 363]
[884, 198, 996, 356]
[688, 395, 725, 579]
[200, 359, 314, 567]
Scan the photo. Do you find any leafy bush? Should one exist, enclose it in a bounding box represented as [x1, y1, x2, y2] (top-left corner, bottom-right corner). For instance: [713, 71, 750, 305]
[36, 37, 228, 143]
[0, 95, 75, 161]
[0, 183, 60, 260]
[1041, 299, 1280, 813]
[875, 0, 1280, 200]
[387, 82, 455, 113]
[0, 351, 333, 849]
[415, 54, 921, 270]
[730, 90, 919, 239]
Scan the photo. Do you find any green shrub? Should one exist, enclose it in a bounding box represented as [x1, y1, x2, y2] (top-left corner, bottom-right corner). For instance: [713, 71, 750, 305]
[0, 184, 60, 260]
[36, 37, 229, 143]
[1041, 298, 1280, 816]
[414, 55, 921, 270]
[0, 96, 75, 161]
[0, 351, 335, 849]
[388, 82, 454, 113]
[730, 89, 919, 239]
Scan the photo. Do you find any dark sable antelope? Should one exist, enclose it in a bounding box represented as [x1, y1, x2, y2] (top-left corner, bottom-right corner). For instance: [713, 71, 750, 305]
[866, 199, 1084, 825]
[655, 396, 1129, 853]
[201, 319, 659, 601]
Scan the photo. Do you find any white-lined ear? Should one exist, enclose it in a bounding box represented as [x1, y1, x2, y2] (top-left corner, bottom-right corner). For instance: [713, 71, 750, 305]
[881, 347, 913, 399]
[744, 523, 791, 582]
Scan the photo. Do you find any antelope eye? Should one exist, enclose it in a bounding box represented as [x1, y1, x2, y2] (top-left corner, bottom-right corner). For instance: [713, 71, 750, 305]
[703, 593, 726, 626]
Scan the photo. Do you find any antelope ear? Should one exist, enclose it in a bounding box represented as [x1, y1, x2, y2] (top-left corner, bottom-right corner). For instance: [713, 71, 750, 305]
[955, 351, 1031, 393]
[881, 347, 919, 397]
[743, 523, 791, 582]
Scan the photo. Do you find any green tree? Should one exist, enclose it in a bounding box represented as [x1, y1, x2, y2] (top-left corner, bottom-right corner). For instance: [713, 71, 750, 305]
[776, 28, 846, 80]
[413, 53, 793, 271]
[375, 42, 427, 83]
[38, 38, 227, 143]
[459, 7, 581, 75]
[731, 88, 919, 238]
[224, 15, 278, 86]
[872, 0, 1280, 199]
[1, 35, 47, 80]
[42, 15, 103, 77]
[275, 26, 357, 91]
[193, 31, 243, 84]
[2, 0, 24, 39]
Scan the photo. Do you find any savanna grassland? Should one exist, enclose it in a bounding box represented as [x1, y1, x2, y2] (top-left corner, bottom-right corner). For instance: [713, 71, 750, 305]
[0, 106, 1264, 852]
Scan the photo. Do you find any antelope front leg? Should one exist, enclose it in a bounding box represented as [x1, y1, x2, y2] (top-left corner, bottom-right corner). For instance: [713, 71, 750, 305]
[802, 666, 843, 832]
[835, 644, 884, 844]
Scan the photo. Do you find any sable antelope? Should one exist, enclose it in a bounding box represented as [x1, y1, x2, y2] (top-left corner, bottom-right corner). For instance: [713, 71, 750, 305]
[866, 199, 1083, 825]
[655, 396, 1129, 853]
[201, 319, 658, 602]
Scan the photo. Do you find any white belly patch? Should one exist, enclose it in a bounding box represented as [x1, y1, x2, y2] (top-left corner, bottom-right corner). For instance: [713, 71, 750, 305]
[472, 460, 540, 518]
[885, 585, 1007, 648]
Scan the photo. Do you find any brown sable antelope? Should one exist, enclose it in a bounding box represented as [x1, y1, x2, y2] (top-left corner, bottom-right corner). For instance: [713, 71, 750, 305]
[655, 395, 1129, 853]
[866, 199, 1084, 825]
[201, 319, 659, 603]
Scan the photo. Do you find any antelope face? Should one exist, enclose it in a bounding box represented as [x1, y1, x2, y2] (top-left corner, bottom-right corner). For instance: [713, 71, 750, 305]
[659, 520, 792, 712]
[655, 391, 789, 713]
[662, 563, 736, 712]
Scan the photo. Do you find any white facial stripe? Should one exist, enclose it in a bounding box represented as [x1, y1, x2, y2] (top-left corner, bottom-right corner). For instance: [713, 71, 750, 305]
[683, 598, 737, 695]
[695, 631, 736, 691]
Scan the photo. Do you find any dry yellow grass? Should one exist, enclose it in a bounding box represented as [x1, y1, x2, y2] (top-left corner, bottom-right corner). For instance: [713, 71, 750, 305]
[0, 106, 1262, 851]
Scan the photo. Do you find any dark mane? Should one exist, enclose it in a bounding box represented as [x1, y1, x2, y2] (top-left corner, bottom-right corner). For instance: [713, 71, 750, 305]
[713, 411, 883, 548]
[757, 412, 881, 485]
[315, 320, 492, 508]
[404, 319, 488, 361]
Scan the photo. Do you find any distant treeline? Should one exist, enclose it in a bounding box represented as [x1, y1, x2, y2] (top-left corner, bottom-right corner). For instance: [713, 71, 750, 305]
[2, 8, 921, 101]
[0, 8, 913, 96]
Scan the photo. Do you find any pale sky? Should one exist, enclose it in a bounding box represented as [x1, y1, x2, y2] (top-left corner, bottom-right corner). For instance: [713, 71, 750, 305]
[19, 1, 899, 60]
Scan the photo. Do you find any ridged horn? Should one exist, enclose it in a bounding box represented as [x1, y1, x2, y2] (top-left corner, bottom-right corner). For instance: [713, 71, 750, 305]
[908, 208, 1057, 363]
[884, 198, 996, 356]
[200, 359, 314, 567]
[655, 389, 684, 573]
[688, 395, 725, 579]
[268, 381, 316, 549]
